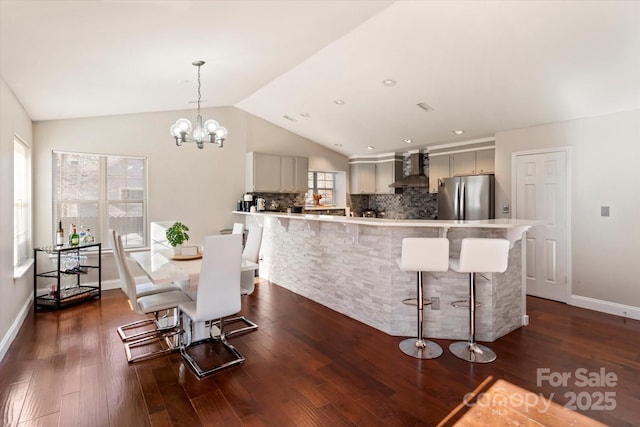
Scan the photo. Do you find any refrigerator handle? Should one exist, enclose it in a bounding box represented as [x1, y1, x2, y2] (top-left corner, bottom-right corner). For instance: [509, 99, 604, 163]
[454, 181, 460, 220]
[460, 181, 466, 220]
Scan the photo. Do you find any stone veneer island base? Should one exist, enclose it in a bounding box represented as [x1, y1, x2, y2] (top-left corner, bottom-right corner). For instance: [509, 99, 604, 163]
[236, 212, 538, 342]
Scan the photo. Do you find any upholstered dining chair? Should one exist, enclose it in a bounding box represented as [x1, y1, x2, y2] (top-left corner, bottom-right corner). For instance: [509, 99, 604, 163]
[112, 233, 192, 362]
[109, 229, 181, 342]
[179, 233, 251, 377]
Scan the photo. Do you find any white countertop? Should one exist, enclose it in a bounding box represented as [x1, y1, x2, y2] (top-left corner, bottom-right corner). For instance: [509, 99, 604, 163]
[233, 211, 541, 229]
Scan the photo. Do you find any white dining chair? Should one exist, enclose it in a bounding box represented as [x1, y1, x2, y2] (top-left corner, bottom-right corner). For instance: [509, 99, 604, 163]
[240, 224, 263, 295]
[179, 234, 252, 377]
[109, 229, 181, 342]
[113, 233, 192, 362]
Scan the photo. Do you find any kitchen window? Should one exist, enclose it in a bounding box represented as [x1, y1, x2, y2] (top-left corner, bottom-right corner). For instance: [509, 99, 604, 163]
[14, 136, 32, 271]
[306, 171, 336, 206]
[53, 151, 147, 249]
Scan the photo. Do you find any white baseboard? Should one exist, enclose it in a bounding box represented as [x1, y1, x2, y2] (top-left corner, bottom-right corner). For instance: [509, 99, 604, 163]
[569, 295, 640, 321]
[0, 291, 34, 362]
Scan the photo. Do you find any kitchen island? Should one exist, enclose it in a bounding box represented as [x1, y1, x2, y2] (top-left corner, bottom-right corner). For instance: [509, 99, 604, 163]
[235, 211, 538, 341]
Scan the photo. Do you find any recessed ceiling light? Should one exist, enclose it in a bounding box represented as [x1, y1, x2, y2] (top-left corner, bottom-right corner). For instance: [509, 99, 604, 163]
[334, 143, 343, 147]
[282, 115, 297, 122]
[333, 99, 345, 105]
[417, 102, 434, 112]
[403, 138, 413, 144]
[367, 146, 375, 150]
[382, 78, 396, 86]
[452, 129, 464, 135]
[300, 112, 310, 118]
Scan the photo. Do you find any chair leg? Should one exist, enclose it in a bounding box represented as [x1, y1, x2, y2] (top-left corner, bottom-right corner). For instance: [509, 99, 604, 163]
[399, 271, 443, 359]
[117, 309, 178, 342]
[180, 317, 245, 378]
[449, 272, 497, 363]
[210, 315, 258, 338]
[124, 328, 180, 363]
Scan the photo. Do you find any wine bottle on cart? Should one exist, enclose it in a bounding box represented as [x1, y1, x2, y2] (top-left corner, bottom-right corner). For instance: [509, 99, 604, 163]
[56, 220, 64, 246]
[69, 224, 80, 246]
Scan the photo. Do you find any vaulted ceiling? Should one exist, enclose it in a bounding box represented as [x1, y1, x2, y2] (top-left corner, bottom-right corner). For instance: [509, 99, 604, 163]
[2, 1, 639, 156]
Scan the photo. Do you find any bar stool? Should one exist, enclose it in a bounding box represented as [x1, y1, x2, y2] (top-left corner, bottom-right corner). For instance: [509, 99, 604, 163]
[397, 237, 450, 359]
[449, 238, 510, 363]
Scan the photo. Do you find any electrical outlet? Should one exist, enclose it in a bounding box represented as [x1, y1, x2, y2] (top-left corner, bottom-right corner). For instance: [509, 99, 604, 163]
[601, 206, 610, 217]
[430, 297, 440, 310]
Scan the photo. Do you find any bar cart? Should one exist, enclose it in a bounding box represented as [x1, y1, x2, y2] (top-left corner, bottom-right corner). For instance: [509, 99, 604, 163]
[33, 242, 101, 310]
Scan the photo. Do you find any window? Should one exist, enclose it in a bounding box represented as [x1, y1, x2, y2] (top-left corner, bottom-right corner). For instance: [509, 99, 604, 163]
[306, 171, 336, 206]
[53, 152, 147, 249]
[14, 137, 31, 267]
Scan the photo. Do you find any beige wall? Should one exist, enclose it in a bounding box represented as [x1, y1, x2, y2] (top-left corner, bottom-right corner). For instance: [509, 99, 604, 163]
[0, 77, 34, 355]
[495, 109, 640, 307]
[31, 107, 348, 278]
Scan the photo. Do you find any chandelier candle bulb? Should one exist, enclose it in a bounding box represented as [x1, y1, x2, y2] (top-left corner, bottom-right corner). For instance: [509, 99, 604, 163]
[170, 60, 228, 149]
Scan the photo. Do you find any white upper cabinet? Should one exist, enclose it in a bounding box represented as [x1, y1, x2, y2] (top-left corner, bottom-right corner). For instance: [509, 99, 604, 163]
[247, 153, 308, 193]
[428, 148, 495, 193]
[350, 163, 376, 194]
[450, 151, 477, 176]
[375, 160, 403, 194]
[475, 149, 495, 174]
[428, 155, 450, 193]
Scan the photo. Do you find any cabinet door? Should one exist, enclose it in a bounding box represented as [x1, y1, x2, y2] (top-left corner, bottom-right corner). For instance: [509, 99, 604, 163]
[475, 149, 495, 174]
[428, 155, 450, 193]
[251, 153, 281, 192]
[294, 157, 309, 192]
[350, 163, 376, 194]
[450, 152, 476, 176]
[281, 156, 295, 192]
[375, 161, 401, 194]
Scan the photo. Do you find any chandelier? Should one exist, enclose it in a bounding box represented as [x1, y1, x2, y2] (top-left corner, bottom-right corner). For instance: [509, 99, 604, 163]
[170, 60, 228, 149]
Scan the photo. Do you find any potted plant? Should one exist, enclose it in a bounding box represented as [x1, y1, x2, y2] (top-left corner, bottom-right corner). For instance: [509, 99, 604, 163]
[166, 222, 190, 255]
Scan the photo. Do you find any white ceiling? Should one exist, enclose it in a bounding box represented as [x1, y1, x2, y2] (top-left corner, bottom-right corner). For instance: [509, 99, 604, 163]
[1, 1, 639, 157]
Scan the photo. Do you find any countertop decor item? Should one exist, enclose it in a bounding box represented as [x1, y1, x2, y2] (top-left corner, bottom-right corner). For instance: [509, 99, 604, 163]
[170, 61, 228, 149]
[313, 194, 323, 206]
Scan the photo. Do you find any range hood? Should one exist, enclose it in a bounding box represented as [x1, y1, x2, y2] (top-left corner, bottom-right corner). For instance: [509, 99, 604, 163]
[389, 153, 429, 188]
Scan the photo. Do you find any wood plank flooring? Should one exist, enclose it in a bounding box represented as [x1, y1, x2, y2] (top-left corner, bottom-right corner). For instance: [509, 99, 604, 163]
[1, 279, 639, 426]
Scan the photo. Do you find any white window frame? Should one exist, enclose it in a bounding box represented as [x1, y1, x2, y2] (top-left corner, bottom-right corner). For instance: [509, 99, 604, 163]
[52, 151, 148, 250]
[306, 171, 337, 207]
[14, 135, 32, 277]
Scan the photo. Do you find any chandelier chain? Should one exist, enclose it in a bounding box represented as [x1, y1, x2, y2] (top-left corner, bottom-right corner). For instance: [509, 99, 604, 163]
[196, 64, 202, 114]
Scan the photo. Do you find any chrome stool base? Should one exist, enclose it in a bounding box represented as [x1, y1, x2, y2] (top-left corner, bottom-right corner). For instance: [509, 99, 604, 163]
[449, 341, 496, 364]
[399, 338, 443, 359]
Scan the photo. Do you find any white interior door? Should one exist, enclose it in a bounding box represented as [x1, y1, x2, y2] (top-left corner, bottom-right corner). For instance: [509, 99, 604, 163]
[514, 150, 569, 302]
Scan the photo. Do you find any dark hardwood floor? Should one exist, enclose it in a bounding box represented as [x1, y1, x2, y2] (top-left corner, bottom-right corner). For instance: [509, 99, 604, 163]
[1, 279, 638, 426]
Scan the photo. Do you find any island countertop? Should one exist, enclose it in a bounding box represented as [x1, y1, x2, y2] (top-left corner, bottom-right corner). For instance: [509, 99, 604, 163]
[234, 211, 540, 229]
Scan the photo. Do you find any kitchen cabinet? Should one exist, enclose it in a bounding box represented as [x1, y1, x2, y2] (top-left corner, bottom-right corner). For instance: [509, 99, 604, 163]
[33, 242, 101, 310]
[428, 155, 450, 193]
[350, 163, 376, 194]
[450, 152, 476, 176]
[247, 153, 309, 193]
[281, 156, 309, 192]
[375, 160, 403, 194]
[475, 149, 495, 174]
[247, 153, 281, 192]
[428, 148, 495, 193]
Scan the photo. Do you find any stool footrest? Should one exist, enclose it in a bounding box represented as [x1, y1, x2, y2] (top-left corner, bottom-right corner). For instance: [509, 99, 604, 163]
[402, 297, 431, 307]
[450, 299, 482, 309]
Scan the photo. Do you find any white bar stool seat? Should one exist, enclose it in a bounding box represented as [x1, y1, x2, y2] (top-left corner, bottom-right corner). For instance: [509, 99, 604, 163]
[449, 238, 510, 363]
[397, 238, 450, 359]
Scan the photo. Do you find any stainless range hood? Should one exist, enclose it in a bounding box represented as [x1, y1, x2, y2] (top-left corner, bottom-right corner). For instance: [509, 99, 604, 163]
[389, 152, 429, 188]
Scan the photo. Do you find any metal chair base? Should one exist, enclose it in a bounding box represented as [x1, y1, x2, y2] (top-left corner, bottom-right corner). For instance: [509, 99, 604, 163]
[211, 316, 257, 338]
[124, 329, 180, 362]
[449, 341, 497, 364]
[399, 338, 443, 359]
[117, 309, 178, 342]
[180, 337, 245, 378]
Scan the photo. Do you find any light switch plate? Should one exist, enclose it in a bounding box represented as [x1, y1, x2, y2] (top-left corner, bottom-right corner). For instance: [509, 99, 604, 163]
[601, 206, 610, 217]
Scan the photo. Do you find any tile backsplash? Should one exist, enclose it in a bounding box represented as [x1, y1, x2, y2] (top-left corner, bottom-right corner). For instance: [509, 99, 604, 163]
[350, 189, 437, 219]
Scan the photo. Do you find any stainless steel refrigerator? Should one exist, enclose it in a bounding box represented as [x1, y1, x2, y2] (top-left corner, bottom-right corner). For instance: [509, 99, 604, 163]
[437, 175, 495, 220]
